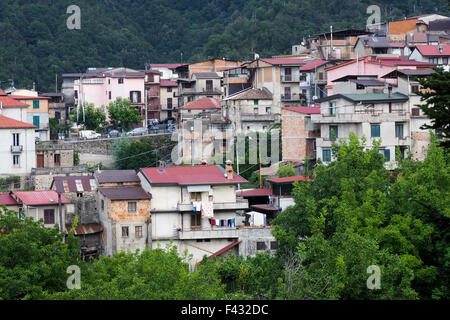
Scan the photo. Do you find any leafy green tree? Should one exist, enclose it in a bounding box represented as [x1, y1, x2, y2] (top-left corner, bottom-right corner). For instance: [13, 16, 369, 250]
[415, 68, 450, 148]
[70, 103, 107, 132]
[112, 136, 158, 170]
[107, 97, 143, 131]
[0, 207, 82, 300]
[272, 133, 449, 299]
[277, 162, 296, 178]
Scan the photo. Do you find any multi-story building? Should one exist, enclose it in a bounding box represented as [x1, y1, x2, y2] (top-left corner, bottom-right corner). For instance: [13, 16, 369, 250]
[222, 66, 251, 97]
[409, 45, 450, 67]
[159, 80, 178, 121]
[41, 93, 68, 126]
[177, 72, 223, 107]
[137, 164, 249, 266]
[298, 59, 333, 105]
[145, 69, 162, 122]
[150, 64, 187, 80]
[188, 58, 242, 78]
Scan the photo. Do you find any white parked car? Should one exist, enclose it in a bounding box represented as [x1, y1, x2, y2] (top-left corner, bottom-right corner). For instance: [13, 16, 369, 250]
[79, 130, 101, 139]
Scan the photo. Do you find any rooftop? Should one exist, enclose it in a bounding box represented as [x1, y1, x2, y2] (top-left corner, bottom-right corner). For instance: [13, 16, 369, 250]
[98, 187, 151, 201]
[267, 176, 313, 184]
[95, 170, 140, 184]
[192, 72, 221, 79]
[225, 88, 272, 101]
[282, 106, 321, 114]
[299, 59, 329, 71]
[0, 115, 36, 129]
[236, 189, 273, 197]
[182, 97, 221, 110]
[416, 45, 450, 56]
[0, 193, 19, 206]
[140, 165, 247, 186]
[259, 58, 305, 66]
[12, 190, 69, 206]
[160, 80, 178, 87]
[51, 176, 97, 193]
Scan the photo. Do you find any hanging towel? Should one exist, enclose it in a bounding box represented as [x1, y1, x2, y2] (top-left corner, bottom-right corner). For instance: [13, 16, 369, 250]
[201, 201, 214, 218]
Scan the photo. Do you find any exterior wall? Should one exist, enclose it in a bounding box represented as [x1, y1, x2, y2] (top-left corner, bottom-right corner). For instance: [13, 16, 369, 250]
[388, 19, 419, 36]
[23, 204, 66, 228]
[282, 109, 320, 162]
[238, 227, 277, 258]
[0, 128, 36, 177]
[61, 191, 98, 225]
[189, 59, 242, 77]
[35, 149, 74, 169]
[1, 107, 28, 123]
[226, 98, 276, 133]
[160, 86, 178, 119]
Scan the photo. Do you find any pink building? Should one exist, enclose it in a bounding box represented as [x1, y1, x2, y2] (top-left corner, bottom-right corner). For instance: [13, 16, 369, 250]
[325, 56, 435, 94]
[73, 68, 147, 125]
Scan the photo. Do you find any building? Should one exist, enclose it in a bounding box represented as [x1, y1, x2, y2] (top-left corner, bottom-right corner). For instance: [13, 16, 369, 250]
[177, 72, 223, 107]
[150, 63, 188, 80]
[0, 192, 20, 212]
[159, 80, 178, 121]
[41, 93, 68, 127]
[50, 175, 102, 260]
[223, 88, 275, 133]
[298, 59, 333, 105]
[145, 69, 162, 122]
[98, 186, 151, 256]
[137, 164, 249, 266]
[35, 144, 74, 170]
[281, 107, 321, 163]
[10, 94, 51, 141]
[409, 45, 450, 66]
[222, 66, 251, 97]
[387, 14, 449, 41]
[188, 58, 242, 78]
[353, 36, 409, 57]
[266, 176, 313, 211]
[11, 190, 69, 228]
[0, 114, 36, 178]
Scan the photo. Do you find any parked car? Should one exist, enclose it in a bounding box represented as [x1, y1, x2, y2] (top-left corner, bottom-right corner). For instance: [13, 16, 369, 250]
[106, 129, 121, 138]
[147, 119, 159, 126]
[148, 125, 160, 133]
[79, 130, 101, 139]
[126, 127, 148, 136]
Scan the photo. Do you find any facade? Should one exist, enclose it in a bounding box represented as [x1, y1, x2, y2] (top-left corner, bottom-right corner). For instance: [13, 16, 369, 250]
[98, 186, 151, 256]
[0, 192, 20, 212]
[281, 107, 321, 163]
[159, 80, 178, 120]
[145, 70, 162, 121]
[150, 64, 187, 80]
[35, 144, 74, 169]
[188, 59, 242, 78]
[137, 164, 249, 266]
[177, 72, 222, 107]
[11, 190, 69, 228]
[223, 88, 275, 133]
[41, 93, 68, 126]
[409, 45, 450, 66]
[222, 66, 251, 97]
[298, 59, 333, 105]
[0, 115, 36, 178]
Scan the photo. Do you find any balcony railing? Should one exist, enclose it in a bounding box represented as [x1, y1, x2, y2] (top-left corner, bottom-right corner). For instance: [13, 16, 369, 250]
[281, 93, 303, 101]
[240, 114, 276, 122]
[281, 74, 300, 82]
[177, 201, 248, 212]
[178, 228, 239, 240]
[10, 145, 23, 153]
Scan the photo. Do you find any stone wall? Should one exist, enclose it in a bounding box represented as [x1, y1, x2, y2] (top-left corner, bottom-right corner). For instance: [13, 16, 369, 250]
[238, 226, 278, 258]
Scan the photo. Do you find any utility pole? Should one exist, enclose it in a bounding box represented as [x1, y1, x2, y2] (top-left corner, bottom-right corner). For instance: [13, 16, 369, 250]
[58, 190, 65, 243]
[144, 63, 149, 129]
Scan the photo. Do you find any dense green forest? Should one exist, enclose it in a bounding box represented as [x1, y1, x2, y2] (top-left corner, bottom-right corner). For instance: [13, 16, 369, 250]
[0, 0, 448, 92]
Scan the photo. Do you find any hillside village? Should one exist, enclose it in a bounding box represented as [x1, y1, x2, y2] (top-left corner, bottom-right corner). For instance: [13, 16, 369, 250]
[0, 13, 449, 267]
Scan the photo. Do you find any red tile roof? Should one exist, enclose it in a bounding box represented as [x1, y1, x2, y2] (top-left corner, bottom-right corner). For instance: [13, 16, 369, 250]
[282, 106, 321, 114]
[267, 176, 313, 184]
[299, 59, 329, 71]
[208, 241, 242, 259]
[0, 193, 19, 206]
[0, 95, 30, 107]
[98, 187, 151, 200]
[236, 188, 273, 197]
[182, 97, 221, 110]
[150, 64, 188, 69]
[0, 89, 6, 96]
[160, 80, 178, 87]
[10, 95, 51, 100]
[13, 191, 69, 206]
[416, 45, 450, 56]
[260, 58, 305, 65]
[140, 165, 247, 185]
[0, 115, 36, 129]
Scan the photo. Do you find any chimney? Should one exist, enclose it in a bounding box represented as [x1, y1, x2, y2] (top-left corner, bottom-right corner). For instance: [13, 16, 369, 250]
[225, 160, 233, 180]
[201, 159, 207, 165]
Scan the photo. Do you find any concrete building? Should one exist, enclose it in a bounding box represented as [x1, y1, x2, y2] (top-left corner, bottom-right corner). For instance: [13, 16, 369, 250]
[159, 80, 178, 121]
[222, 66, 251, 97]
[281, 107, 321, 163]
[409, 45, 450, 66]
[188, 59, 242, 78]
[98, 186, 151, 256]
[177, 72, 223, 107]
[298, 59, 333, 105]
[150, 64, 188, 80]
[137, 164, 249, 266]
[11, 190, 69, 228]
[94, 169, 141, 188]
[35, 144, 74, 169]
[41, 93, 68, 127]
[0, 192, 20, 212]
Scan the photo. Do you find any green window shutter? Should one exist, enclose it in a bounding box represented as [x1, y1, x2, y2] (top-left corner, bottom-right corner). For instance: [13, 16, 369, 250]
[329, 126, 338, 140]
[322, 149, 331, 162]
[33, 116, 40, 128]
[254, 99, 259, 105]
[33, 100, 40, 109]
[384, 149, 390, 162]
[371, 124, 380, 138]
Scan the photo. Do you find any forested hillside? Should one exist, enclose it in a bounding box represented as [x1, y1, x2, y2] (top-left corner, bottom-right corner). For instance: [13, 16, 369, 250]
[0, 0, 447, 92]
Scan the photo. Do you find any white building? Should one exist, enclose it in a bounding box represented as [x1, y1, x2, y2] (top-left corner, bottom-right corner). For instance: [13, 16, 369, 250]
[137, 164, 249, 266]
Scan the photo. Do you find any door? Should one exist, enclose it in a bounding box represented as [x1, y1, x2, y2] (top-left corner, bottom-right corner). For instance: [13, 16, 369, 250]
[36, 154, 44, 168]
[206, 80, 213, 92]
[284, 68, 292, 81]
[284, 87, 291, 100]
[33, 116, 40, 129]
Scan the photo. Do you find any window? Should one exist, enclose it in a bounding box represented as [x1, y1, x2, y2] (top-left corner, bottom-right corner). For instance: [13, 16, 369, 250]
[190, 213, 201, 229]
[130, 91, 141, 103]
[257, 242, 266, 250]
[411, 108, 420, 117]
[411, 85, 419, 93]
[118, 78, 124, 84]
[270, 241, 279, 250]
[190, 192, 202, 201]
[33, 100, 40, 109]
[379, 149, 390, 162]
[443, 57, 448, 65]
[253, 107, 258, 114]
[13, 155, 20, 166]
[371, 124, 380, 138]
[254, 99, 259, 105]
[329, 102, 335, 115]
[13, 133, 20, 146]
[77, 193, 83, 198]
[135, 226, 143, 238]
[266, 107, 271, 114]
[109, 91, 111, 100]
[128, 202, 137, 213]
[167, 98, 173, 109]
[395, 123, 404, 138]
[74, 90, 78, 99]
[329, 125, 338, 140]
[167, 87, 172, 93]
[122, 226, 129, 237]
[322, 149, 331, 162]
[398, 147, 408, 160]
[389, 102, 392, 113]
[33, 116, 40, 128]
[101, 200, 104, 210]
[44, 209, 55, 225]
[108, 79, 111, 84]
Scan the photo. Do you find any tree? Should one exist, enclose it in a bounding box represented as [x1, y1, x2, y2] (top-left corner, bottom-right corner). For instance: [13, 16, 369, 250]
[272, 133, 449, 299]
[112, 136, 158, 170]
[107, 97, 143, 131]
[0, 207, 83, 300]
[415, 68, 450, 148]
[277, 162, 296, 178]
[70, 103, 107, 132]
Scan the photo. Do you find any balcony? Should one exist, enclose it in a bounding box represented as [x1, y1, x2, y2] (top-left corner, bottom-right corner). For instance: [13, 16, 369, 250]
[177, 200, 248, 212]
[281, 93, 303, 102]
[281, 75, 300, 82]
[10, 145, 23, 153]
[240, 114, 276, 122]
[311, 111, 410, 124]
[178, 228, 239, 240]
